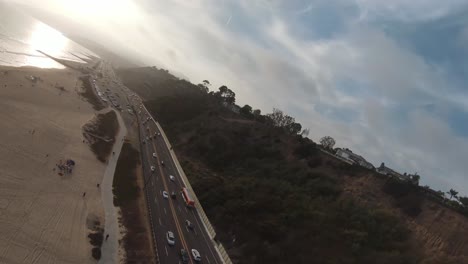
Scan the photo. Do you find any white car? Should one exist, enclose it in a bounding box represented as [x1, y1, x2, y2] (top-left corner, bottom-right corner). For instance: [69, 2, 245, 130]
[152, 153, 157, 158]
[166, 231, 175, 246]
[191, 249, 201, 262]
[169, 175, 175, 182]
[151, 166, 155, 172]
[146, 136, 149, 141]
[162, 191, 169, 199]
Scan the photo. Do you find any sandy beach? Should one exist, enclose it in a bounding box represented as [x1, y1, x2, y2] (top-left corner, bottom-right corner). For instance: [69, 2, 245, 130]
[0, 66, 107, 263]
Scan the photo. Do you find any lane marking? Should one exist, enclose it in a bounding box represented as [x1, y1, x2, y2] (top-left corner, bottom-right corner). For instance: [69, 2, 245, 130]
[151, 138, 194, 264]
[165, 246, 168, 256]
[164, 207, 167, 215]
[159, 217, 162, 226]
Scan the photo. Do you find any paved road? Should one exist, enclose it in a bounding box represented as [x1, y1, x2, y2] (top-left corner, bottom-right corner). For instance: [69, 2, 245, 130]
[99, 109, 127, 264]
[134, 104, 222, 264]
[97, 61, 222, 264]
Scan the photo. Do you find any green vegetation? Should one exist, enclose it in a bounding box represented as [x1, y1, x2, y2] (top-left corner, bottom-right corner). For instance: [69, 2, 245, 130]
[119, 67, 422, 264]
[113, 142, 139, 206]
[82, 111, 119, 162]
[113, 142, 155, 262]
[79, 76, 105, 110]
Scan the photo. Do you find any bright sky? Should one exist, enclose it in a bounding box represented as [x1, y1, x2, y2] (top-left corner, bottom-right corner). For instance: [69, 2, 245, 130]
[8, 0, 468, 195]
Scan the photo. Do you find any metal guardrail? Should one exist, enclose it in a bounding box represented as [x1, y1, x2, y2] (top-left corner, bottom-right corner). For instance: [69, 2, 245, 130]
[152, 119, 233, 264]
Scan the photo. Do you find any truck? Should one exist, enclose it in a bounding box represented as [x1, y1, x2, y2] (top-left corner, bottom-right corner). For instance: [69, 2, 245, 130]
[181, 187, 195, 207]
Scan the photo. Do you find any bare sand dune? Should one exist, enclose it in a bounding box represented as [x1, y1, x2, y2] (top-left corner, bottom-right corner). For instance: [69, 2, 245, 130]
[0, 66, 106, 263]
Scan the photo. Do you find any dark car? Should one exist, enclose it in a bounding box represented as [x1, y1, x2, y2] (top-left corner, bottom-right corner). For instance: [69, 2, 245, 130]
[180, 248, 189, 264]
[185, 220, 194, 230]
[171, 192, 177, 199]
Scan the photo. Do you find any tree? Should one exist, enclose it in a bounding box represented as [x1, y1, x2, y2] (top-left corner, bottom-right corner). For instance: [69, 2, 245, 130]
[266, 108, 295, 128]
[300, 128, 310, 137]
[409, 173, 420, 186]
[447, 189, 459, 200]
[253, 109, 261, 117]
[286, 122, 302, 135]
[198, 79, 211, 93]
[240, 104, 253, 117]
[436, 190, 445, 199]
[197, 84, 208, 93]
[216, 85, 236, 104]
[320, 136, 336, 149]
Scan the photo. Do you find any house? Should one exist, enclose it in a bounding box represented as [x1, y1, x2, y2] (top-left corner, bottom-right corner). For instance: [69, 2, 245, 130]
[377, 163, 410, 181]
[335, 148, 375, 170]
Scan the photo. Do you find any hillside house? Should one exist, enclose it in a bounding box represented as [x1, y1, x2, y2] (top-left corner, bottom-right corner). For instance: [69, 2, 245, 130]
[377, 163, 410, 181]
[335, 148, 375, 170]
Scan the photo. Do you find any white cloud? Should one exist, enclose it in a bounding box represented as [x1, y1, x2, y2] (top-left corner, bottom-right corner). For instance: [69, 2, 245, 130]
[355, 0, 468, 22]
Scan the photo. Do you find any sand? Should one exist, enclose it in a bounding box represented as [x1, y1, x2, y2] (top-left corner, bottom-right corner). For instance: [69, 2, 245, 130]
[0, 66, 107, 263]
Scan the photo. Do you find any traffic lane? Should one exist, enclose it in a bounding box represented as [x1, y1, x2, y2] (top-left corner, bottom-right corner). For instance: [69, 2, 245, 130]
[142, 129, 182, 263]
[155, 139, 221, 264]
[150, 138, 197, 264]
[140, 104, 221, 263]
[150, 125, 221, 264]
[145, 129, 194, 264]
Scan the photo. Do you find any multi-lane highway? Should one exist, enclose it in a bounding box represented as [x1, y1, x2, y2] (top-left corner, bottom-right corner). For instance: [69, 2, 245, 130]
[135, 104, 222, 264]
[94, 60, 222, 264]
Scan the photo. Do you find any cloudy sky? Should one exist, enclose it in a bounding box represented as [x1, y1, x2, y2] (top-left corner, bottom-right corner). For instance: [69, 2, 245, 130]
[10, 0, 468, 194]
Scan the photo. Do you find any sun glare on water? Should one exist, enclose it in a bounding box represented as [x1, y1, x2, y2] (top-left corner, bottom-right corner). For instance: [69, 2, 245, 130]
[26, 22, 68, 68]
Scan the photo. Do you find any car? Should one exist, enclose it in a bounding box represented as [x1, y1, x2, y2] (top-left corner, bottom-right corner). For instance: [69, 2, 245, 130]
[191, 249, 201, 262]
[169, 175, 175, 182]
[171, 192, 176, 199]
[157, 132, 161, 136]
[166, 231, 175, 246]
[152, 153, 157, 158]
[162, 191, 169, 199]
[180, 249, 189, 264]
[185, 220, 194, 230]
[161, 161, 165, 166]
[150, 166, 155, 172]
[146, 136, 149, 141]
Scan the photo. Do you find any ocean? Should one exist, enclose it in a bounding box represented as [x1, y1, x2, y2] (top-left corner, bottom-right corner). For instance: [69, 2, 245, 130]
[0, 1, 95, 69]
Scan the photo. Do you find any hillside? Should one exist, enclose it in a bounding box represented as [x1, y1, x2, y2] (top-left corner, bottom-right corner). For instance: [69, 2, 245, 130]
[118, 67, 468, 264]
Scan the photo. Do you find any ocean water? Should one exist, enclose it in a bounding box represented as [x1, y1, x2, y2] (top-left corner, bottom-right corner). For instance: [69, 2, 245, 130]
[0, 2, 95, 68]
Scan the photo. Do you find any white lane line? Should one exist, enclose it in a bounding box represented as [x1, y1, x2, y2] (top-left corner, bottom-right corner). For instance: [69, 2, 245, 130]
[185, 207, 188, 213]
[154, 197, 157, 204]
[151, 180, 154, 186]
[164, 207, 167, 215]
[207, 257, 211, 264]
[158, 217, 162, 226]
[178, 205, 182, 213]
[165, 246, 168, 256]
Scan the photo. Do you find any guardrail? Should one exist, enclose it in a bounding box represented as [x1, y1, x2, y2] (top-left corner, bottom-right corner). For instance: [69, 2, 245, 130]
[150, 118, 233, 264]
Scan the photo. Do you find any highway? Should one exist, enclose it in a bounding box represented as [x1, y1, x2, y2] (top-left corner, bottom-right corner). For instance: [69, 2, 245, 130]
[96, 60, 222, 264]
